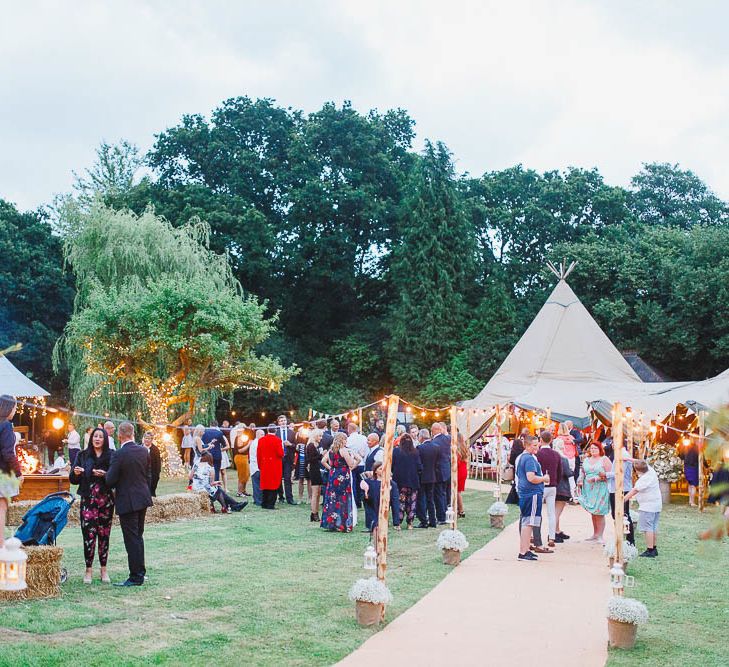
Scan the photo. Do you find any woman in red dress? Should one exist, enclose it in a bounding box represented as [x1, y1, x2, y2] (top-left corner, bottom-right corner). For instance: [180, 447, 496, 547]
[257, 429, 283, 509]
[457, 434, 469, 518]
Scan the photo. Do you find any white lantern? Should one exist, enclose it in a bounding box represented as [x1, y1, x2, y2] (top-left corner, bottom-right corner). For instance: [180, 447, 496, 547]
[0, 537, 28, 591]
[609, 562, 625, 596]
[623, 516, 630, 535]
[363, 544, 377, 571]
[445, 505, 455, 526]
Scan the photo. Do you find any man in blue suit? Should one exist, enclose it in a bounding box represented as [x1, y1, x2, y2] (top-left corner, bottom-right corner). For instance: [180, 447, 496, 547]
[432, 422, 452, 524]
[416, 428, 439, 528]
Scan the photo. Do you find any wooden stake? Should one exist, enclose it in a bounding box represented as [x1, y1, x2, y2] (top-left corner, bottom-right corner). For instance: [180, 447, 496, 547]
[450, 406, 458, 530]
[495, 405, 502, 501]
[698, 411, 706, 512]
[376, 394, 399, 584]
[613, 403, 625, 576]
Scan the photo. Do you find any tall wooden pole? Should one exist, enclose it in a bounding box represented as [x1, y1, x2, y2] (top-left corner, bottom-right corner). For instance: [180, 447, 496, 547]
[376, 394, 399, 584]
[613, 404, 625, 574]
[357, 407, 362, 432]
[698, 411, 706, 512]
[495, 405, 502, 501]
[450, 406, 458, 530]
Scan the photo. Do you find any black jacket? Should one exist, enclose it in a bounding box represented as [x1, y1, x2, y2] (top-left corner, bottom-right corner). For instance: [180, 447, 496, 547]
[69, 447, 113, 497]
[105, 441, 153, 515]
[148, 444, 162, 496]
[418, 441, 439, 484]
[392, 447, 423, 490]
[433, 433, 452, 482]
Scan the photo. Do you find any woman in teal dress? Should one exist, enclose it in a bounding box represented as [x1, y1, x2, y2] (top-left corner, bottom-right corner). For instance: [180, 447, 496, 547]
[577, 441, 612, 543]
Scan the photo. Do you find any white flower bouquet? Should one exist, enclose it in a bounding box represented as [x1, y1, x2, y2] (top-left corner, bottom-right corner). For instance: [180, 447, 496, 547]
[437, 529, 469, 552]
[488, 501, 509, 516]
[607, 597, 649, 625]
[648, 443, 683, 482]
[348, 577, 393, 605]
[603, 541, 638, 563]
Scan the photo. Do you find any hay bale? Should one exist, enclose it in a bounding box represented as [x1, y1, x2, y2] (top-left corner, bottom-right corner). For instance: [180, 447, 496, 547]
[0, 545, 63, 602]
[147, 492, 208, 523]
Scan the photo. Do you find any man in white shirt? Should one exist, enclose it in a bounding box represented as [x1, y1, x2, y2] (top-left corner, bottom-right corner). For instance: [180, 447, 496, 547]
[347, 423, 369, 509]
[249, 429, 263, 506]
[104, 421, 117, 450]
[66, 422, 81, 468]
[624, 460, 662, 558]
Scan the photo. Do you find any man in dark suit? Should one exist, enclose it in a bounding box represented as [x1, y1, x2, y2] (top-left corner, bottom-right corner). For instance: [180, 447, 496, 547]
[105, 421, 153, 586]
[274, 415, 297, 505]
[432, 422, 452, 524]
[142, 430, 162, 496]
[416, 429, 439, 528]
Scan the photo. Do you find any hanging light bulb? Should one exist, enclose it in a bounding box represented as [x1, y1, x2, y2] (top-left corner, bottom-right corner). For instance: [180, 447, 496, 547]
[421, 411, 426, 417]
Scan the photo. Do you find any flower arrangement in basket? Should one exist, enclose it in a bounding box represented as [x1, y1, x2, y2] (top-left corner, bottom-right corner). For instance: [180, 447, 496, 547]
[349, 577, 393, 627]
[603, 542, 638, 569]
[487, 501, 508, 528]
[607, 597, 649, 649]
[647, 442, 682, 483]
[437, 529, 469, 566]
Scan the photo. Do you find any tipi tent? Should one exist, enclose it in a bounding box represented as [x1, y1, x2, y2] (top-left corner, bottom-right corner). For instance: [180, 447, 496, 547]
[0, 355, 49, 398]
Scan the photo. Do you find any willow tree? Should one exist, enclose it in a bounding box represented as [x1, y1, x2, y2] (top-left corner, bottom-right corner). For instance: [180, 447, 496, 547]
[55, 203, 296, 473]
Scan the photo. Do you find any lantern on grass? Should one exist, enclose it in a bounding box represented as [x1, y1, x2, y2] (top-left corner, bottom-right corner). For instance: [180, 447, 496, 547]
[445, 505, 455, 526]
[623, 516, 631, 535]
[363, 544, 377, 571]
[610, 561, 625, 596]
[0, 537, 27, 591]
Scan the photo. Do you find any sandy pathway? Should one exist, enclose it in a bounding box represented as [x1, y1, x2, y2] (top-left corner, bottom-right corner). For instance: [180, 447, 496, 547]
[340, 490, 611, 667]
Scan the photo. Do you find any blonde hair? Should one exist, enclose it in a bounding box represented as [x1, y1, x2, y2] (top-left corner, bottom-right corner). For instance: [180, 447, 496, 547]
[307, 428, 323, 446]
[457, 434, 469, 461]
[193, 424, 205, 439]
[331, 432, 348, 453]
[558, 422, 570, 436]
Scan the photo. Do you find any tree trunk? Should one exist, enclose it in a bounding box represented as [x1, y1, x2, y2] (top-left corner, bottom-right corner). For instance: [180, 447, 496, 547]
[144, 392, 185, 477]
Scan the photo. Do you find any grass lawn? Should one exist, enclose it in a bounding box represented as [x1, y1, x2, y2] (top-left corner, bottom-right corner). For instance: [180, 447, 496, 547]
[0, 481, 509, 667]
[607, 499, 729, 667]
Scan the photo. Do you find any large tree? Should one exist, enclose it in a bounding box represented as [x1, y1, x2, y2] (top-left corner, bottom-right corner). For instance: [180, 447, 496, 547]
[0, 200, 74, 391]
[56, 204, 296, 472]
[386, 141, 476, 396]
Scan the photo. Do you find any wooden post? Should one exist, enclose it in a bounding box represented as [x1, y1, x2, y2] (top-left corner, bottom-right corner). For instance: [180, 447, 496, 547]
[465, 408, 472, 480]
[613, 403, 625, 575]
[450, 406, 458, 530]
[376, 394, 399, 584]
[698, 411, 706, 512]
[357, 407, 362, 432]
[495, 405, 502, 501]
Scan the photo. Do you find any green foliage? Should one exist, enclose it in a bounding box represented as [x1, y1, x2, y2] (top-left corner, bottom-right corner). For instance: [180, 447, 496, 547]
[419, 354, 482, 405]
[0, 199, 74, 390]
[57, 204, 296, 418]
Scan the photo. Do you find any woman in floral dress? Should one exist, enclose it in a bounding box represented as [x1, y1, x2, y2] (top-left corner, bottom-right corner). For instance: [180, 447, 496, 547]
[69, 427, 114, 583]
[320, 432, 361, 532]
[577, 441, 612, 543]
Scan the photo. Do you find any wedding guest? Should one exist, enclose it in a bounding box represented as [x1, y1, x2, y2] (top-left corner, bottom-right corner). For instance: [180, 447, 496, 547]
[556, 422, 578, 500]
[392, 434, 421, 529]
[347, 422, 369, 509]
[506, 438, 524, 505]
[201, 421, 226, 482]
[456, 434, 469, 518]
[416, 429, 438, 528]
[191, 453, 247, 513]
[180, 425, 195, 469]
[552, 438, 572, 542]
[577, 441, 612, 543]
[70, 427, 114, 583]
[536, 431, 562, 548]
[603, 442, 635, 545]
[0, 395, 22, 549]
[142, 431, 161, 497]
[65, 422, 81, 468]
[219, 428, 231, 492]
[681, 439, 700, 507]
[104, 420, 116, 450]
[83, 426, 93, 449]
[192, 424, 206, 462]
[233, 428, 251, 497]
[516, 436, 549, 561]
[624, 459, 662, 557]
[374, 419, 385, 438]
[305, 428, 324, 522]
[104, 422, 152, 587]
[258, 426, 284, 509]
[249, 429, 264, 506]
[432, 422, 452, 524]
[275, 415, 296, 505]
[360, 461, 401, 538]
[294, 426, 309, 504]
[320, 432, 360, 532]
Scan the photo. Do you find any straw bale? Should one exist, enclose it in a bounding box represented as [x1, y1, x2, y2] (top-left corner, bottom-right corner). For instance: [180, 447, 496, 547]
[0, 545, 63, 602]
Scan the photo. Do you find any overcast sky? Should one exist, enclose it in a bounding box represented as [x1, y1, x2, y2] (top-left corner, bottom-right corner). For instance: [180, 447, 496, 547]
[3, 1, 729, 211]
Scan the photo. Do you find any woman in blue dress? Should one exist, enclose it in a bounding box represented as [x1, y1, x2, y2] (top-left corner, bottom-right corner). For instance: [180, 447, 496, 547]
[320, 432, 361, 532]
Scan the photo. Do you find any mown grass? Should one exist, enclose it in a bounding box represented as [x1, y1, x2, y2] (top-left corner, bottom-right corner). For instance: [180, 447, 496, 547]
[0, 482, 509, 667]
[607, 500, 729, 667]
